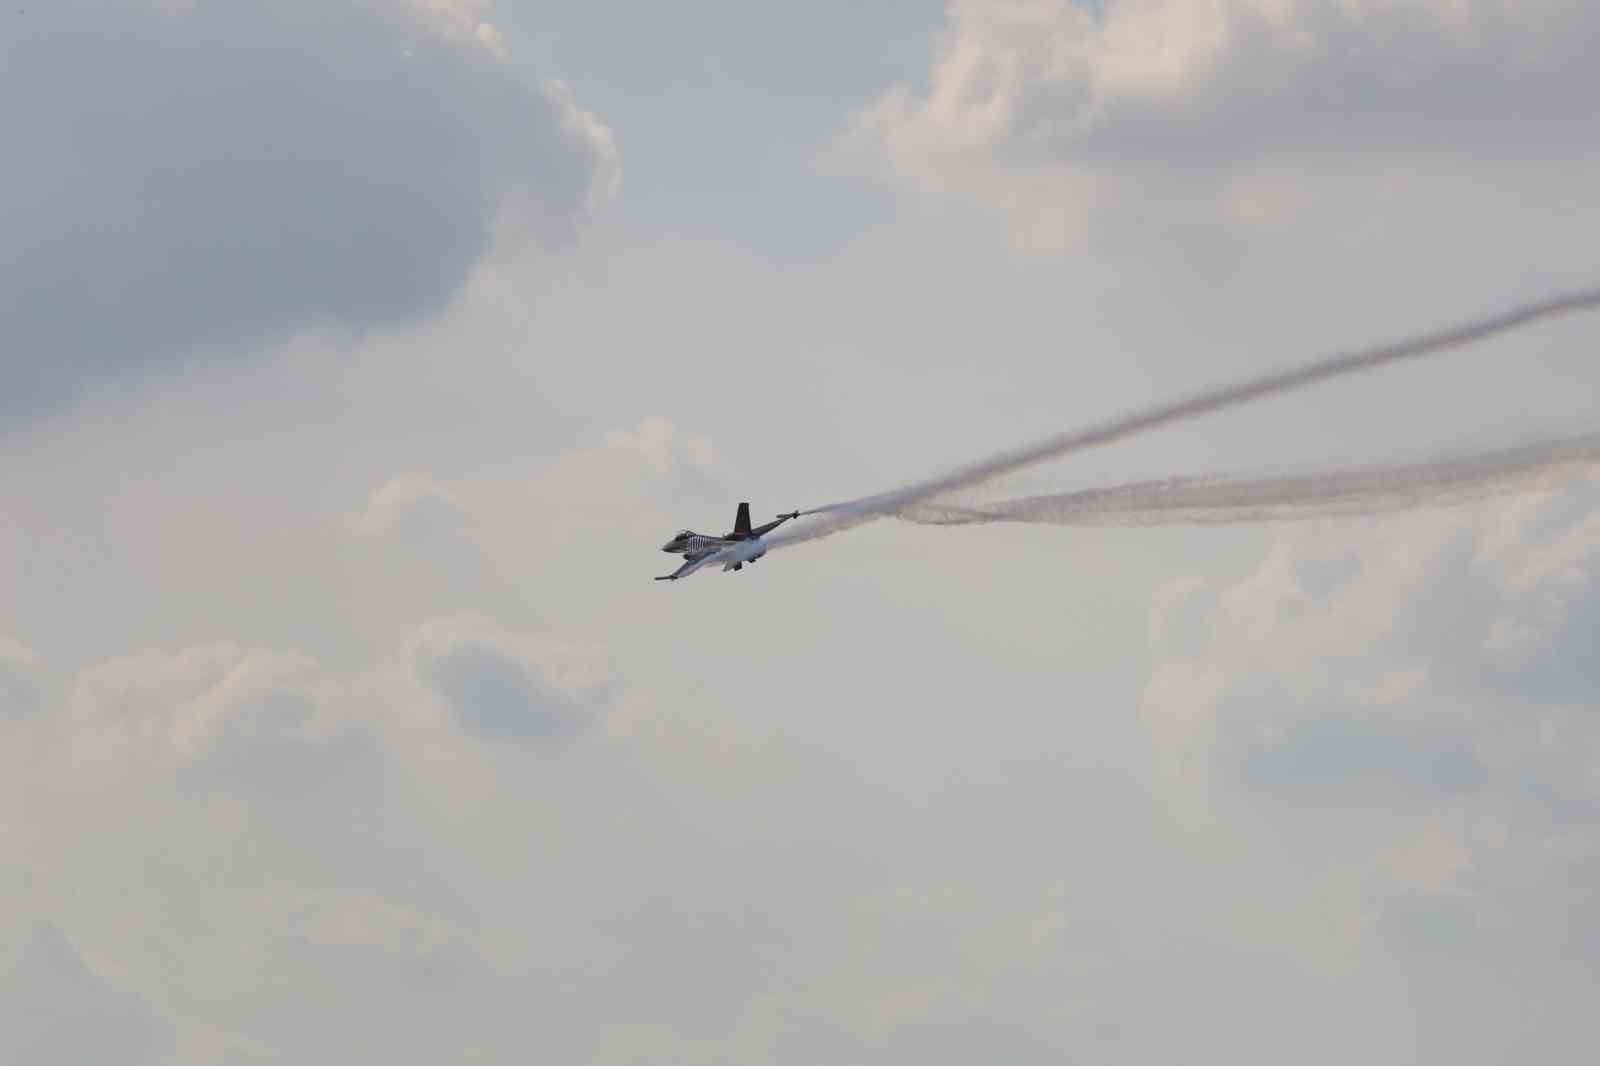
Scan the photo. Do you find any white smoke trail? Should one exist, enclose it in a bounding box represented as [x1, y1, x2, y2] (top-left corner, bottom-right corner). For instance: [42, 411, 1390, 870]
[897, 430, 1600, 528]
[771, 286, 1600, 549]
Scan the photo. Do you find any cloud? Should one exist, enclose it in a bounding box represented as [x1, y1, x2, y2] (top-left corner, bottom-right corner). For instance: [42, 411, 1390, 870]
[1141, 477, 1600, 958]
[0, 923, 168, 1066]
[220, 882, 514, 1061]
[28, 613, 612, 804]
[354, 421, 729, 547]
[2, 611, 623, 1061]
[49, 643, 370, 796]
[582, 417, 732, 509]
[1, 0, 617, 423]
[357, 474, 470, 544]
[541, 417, 734, 513]
[9, 466, 1600, 1064]
[1, 637, 43, 720]
[451, 416, 739, 568]
[408, 614, 610, 743]
[843, 0, 1600, 249]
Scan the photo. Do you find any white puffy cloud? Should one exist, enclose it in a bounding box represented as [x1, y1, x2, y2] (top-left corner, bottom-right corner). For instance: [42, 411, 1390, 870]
[1, 0, 617, 422]
[1141, 474, 1600, 961]
[356, 474, 470, 542]
[398, 0, 503, 52]
[356, 417, 732, 551]
[31, 615, 614, 795]
[561, 416, 732, 493]
[42, 643, 371, 802]
[533, 416, 735, 531]
[845, 0, 1600, 248]
[543, 77, 624, 212]
[326, 416, 740, 653]
[420, 415, 741, 597]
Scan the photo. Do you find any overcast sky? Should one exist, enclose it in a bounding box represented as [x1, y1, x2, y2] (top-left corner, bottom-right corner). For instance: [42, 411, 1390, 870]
[4, 2, 1600, 1062]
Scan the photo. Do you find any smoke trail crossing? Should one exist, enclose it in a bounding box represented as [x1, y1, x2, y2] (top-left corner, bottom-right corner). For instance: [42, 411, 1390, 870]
[897, 431, 1600, 528]
[772, 286, 1600, 548]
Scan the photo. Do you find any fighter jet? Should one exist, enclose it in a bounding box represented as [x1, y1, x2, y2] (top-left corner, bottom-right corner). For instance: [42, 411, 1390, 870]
[656, 503, 802, 581]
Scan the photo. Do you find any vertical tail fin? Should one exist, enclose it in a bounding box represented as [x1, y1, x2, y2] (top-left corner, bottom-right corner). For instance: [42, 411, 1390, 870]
[733, 502, 752, 537]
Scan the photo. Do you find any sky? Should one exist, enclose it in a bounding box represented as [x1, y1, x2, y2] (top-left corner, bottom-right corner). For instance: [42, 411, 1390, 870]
[3, 1, 1600, 1062]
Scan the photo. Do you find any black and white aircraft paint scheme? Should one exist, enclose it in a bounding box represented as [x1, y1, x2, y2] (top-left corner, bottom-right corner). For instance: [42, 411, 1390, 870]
[656, 503, 802, 581]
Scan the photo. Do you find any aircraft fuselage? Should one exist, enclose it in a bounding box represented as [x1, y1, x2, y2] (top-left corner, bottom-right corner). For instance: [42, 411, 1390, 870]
[655, 503, 799, 580]
[661, 531, 728, 556]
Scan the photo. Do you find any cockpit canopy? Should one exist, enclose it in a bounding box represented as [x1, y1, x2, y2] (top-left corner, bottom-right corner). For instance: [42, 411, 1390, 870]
[662, 529, 700, 554]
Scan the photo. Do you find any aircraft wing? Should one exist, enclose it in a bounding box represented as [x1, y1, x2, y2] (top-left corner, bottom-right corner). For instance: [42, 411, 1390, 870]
[655, 550, 721, 581]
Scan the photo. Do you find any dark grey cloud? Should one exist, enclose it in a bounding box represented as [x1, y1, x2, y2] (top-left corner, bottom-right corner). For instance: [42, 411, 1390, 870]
[1, 0, 613, 423]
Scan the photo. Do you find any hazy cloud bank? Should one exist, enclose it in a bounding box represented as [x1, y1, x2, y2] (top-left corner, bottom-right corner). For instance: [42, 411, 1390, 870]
[844, 0, 1600, 248]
